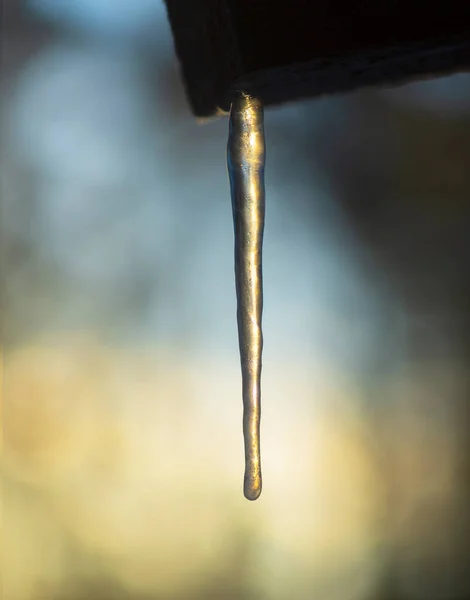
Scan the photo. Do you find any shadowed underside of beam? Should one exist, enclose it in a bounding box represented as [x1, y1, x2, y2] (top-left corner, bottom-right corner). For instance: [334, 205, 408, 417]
[164, 0, 470, 117]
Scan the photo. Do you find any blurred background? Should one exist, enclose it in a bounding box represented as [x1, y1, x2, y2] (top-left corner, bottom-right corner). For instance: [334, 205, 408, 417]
[2, 2, 470, 599]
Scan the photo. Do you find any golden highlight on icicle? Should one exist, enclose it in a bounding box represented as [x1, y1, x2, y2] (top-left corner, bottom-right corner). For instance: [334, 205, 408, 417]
[227, 93, 265, 501]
